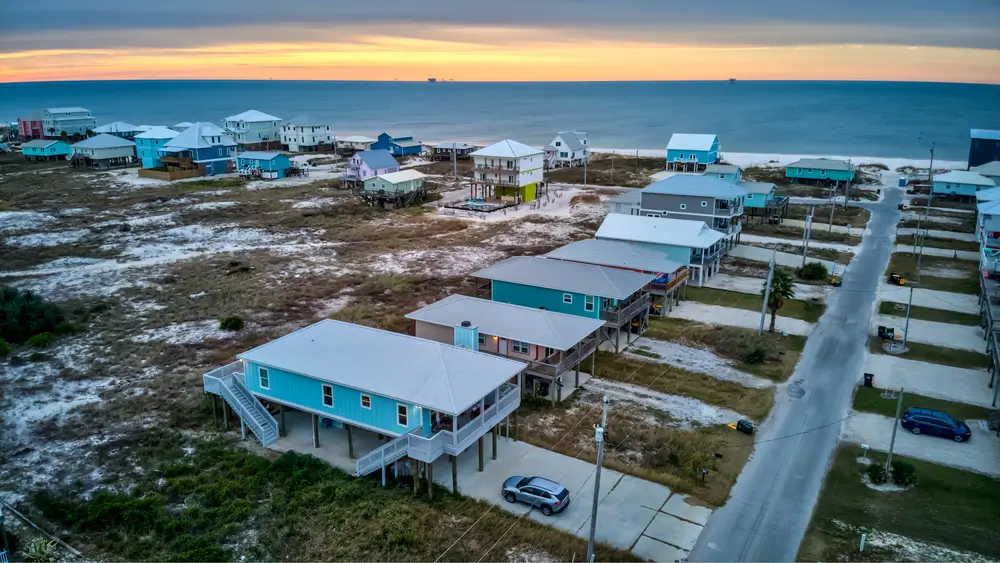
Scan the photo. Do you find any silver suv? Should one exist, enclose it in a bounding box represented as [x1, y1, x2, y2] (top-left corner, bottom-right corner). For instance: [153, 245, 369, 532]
[501, 476, 570, 516]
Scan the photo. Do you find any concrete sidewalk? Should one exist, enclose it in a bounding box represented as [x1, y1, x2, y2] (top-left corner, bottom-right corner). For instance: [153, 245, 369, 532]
[896, 227, 977, 242]
[670, 301, 815, 336]
[892, 245, 978, 261]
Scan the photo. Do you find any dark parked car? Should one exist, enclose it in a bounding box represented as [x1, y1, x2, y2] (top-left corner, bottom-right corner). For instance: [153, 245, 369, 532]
[900, 407, 971, 443]
[501, 476, 570, 516]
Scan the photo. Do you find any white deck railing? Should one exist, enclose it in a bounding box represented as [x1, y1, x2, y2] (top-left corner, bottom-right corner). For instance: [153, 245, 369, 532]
[203, 361, 279, 447]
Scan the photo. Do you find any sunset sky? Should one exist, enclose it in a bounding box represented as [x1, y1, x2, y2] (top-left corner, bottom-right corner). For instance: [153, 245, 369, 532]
[2, 0, 999, 84]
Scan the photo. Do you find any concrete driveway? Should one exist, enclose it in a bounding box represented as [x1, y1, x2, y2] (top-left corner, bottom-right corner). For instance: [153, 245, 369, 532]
[842, 411, 1000, 477]
[730, 244, 838, 271]
[864, 354, 996, 408]
[429, 437, 711, 561]
[892, 245, 978, 261]
[869, 313, 985, 352]
[878, 283, 979, 314]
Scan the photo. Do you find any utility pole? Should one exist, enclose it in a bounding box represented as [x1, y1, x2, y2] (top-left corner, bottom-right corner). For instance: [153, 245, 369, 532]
[912, 214, 921, 256]
[828, 185, 836, 232]
[759, 250, 776, 335]
[452, 147, 458, 186]
[801, 206, 814, 268]
[915, 229, 926, 283]
[584, 150, 588, 188]
[586, 395, 609, 563]
[901, 287, 914, 351]
[925, 142, 935, 218]
[610, 152, 615, 184]
[885, 387, 905, 472]
[843, 161, 851, 209]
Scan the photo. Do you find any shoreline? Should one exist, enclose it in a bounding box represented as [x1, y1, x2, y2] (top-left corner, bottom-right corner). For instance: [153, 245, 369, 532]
[592, 148, 964, 172]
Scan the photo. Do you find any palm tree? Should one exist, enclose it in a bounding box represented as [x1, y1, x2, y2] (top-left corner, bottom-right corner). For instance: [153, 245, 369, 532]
[85, 129, 94, 138]
[761, 268, 796, 333]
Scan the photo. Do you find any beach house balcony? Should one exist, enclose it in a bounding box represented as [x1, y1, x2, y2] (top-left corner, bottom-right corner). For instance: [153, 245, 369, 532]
[600, 292, 651, 326]
[473, 173, 522, 187]
[650, 267, 689, 295]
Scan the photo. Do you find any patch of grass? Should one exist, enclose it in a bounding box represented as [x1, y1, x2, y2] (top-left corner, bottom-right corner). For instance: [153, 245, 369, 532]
[684, 286, 826, 323]
[898, 218, 976, 233]
[884, 253, 979, 294]
[910, 197, 975, 211]
[853, 386, 995, 422]
[867, 335, 990, 369]
[877, 301, 980, 326]
[742, 223, 861, 245]
[546, 154, 665, 187]
[799, 446, 1000, 562]
[786, 204, 870, 227]
[896, 235, 978, 252]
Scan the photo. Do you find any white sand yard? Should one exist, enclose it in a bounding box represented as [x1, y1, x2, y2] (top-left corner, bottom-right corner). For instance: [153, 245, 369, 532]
[878, 282, 978, 314]
[626, 337, 773, 389]
[783, 219, 861, 235]
[892, 245, 978, 261]
[869, 314, 984, 352]
[705, 273, 831, 302]
[895, 228, 977, 243]
[863, 354, 995, 408]
[730, 244, 838, 272]
[669, 301, 814, 336]
[740, 233, 858, 253]
[842, 412, 1000, 477]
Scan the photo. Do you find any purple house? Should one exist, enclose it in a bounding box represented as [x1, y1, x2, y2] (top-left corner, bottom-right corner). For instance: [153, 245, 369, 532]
[342, 149, 399, 187]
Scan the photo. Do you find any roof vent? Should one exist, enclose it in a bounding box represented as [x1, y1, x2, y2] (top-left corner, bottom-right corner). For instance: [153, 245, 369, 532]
[461, 320, 472, 327]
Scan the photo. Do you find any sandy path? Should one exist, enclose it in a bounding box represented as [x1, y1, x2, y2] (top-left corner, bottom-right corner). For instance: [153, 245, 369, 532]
[626, 337, 773, 389]
[740, 233, 858, 253]
[669, 301, 814, 336]
[869, 313, 984, 352]
[705, 273, 830, 302]
[783, 219, 861, 235]
[730, 244, 837, 271]
[878, 282, 978, 314]
[863, 354, 994, 407]
[891, 245, 978, 261]
[896, 227, 977, 242]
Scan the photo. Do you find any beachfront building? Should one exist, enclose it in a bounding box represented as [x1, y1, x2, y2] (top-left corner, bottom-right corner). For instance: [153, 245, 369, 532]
[94, 121, 146, 140]
[202, 319, 525, 489]
[977, 199, 1000, 251]
[371, 133, 424, 157]
[138, 122, 236, 180]
[737, 180, 788, 224]
[341, 150, 399, 188]
[21, 139, 71, 161]
[595, 213, 726, 287]
[237, 152, 291, 180]
[784, 158, 855, 184]
[17, 116, 44, 141]
[608, 190, 641, 215]
[635, 175, 746, 248]
[337, 135, 377, 154]
[469, 139, 545, 205]
[432, 142, 475, 161]
[42, 107, 97, 138]
[544, 131, 589, 168]
[281, 116, 334, 152]
[666, 133, 719, 172]
[972, 161, 1000, 186]
[358, 170, 428, 209]
[932, 170, 995, 201]
[69, 134, 135, 169]
[969, 129, 1000, 168]
[704, 164, 742, 182]
[135, 126, 180, 169]
[406, 295, 603, 404]
[171, 122, 194, 132]
[223, 109, 282, 151]
[471, 255, 655, 353]
[545, 239, 689, 316]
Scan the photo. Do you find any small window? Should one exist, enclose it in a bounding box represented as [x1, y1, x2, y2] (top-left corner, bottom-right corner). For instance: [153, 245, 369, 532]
[563, 293, 573, 304]
[478, 333, 486, 345]
[555, 141, 561, 146]
[259, 368, 270, 389]
[322, 384, 333, 407]
[511, 340, 530, 354]
[361, 394, 372, 409]
[701, 200, 708, 207]
[585, 295, 595, 312]
[820, 169, 826, 176]
[679, 204, 687, 210]
[397, 404, 408, 426]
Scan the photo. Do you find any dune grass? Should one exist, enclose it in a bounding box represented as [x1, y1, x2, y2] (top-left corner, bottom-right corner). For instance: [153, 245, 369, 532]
[853, 386, 994, 422]
[684, 286, 826, 323]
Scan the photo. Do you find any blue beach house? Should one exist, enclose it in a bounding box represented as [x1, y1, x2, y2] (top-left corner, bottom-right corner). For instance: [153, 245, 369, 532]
[141, 122, 236, 179]
[371, 132, 423, 156]
[704, 164, 742, 182]
[736, 180, 788, 223]
[666, 133, 719, 172]
[237, 151, 291, 179]
[202, 319, 525, 489]
[471, 255, 655, 352]
[932, 170, 995, 201]
[134, 126, 179, 169]
[21, 139, 71, 161]
[785, 158, 855, 184]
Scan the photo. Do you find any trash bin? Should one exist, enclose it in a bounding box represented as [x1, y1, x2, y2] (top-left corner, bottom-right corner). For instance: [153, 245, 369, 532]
[898, 177, 907, 188]
[863, 373, 874, 387]
[736, 419, 755, 435]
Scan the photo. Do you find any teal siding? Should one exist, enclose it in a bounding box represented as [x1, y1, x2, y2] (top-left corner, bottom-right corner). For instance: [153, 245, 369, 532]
[244, 361, 422, 436]
[743, 192, 774, 209]
[237, 154, 291, 172]
[490, 280, 604, 319]
[667, 147, 718, 165]
[932, 181, 985, 198]
[136, 137, 173, 168]
[706, 170, 741, 182]
[23, 142, 70, 158]
[785, 167, 854, 182]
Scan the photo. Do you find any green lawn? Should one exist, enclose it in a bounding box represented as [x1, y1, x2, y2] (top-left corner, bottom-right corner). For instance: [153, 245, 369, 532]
[799, 446, 1000, 561]
[885, 253, 980, 294]
[898, 218, 975, 234]
[877, 301, 981, 326]
[909, 197, 976, 211]
[684, 286, 826, 323]
[853, 386, 994, 422]
[867, 335, 991, 370]
[896, 234, 979, 253]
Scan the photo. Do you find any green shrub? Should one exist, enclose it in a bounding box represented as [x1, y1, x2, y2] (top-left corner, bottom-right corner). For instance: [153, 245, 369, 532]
[24, 537, 59, 563]
[29, 352, 48, 362]
[742, 347, 767, 365]
[0, 338, 11, 357]
[520, 393, 554, 409]
[54, 322, 85, 335]
[27, 332, 57, 348]
[0, 286, 65, 343]
[796, 262, 829, 281]
[218, 316, 245, 331]
[865, 462, 887, 484]
[890, 460, 918, 486]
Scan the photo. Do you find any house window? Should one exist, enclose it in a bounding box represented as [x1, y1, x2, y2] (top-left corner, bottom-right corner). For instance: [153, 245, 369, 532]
[701, 201, 707, 207]
[478, 333, 486, 345]
[257, 367, 270, 389]
[511, 340, 530, 354]
[560, 152, 568, 158]
[807, 169, 813, 173]
[361, 395, 372, 409]
[820, 170, 826, 176]
[555, 141, 561, 146]
[680, 204, 687, 210]
[585, 295, 595, 312]
[397, 404, 408, 426]
[563, 293, 573, 304]
[322, 384, 333, 407]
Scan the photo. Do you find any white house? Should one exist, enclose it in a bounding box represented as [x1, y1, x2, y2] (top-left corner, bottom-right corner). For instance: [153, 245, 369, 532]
[281, 116, 333, 152]
[977, 199, 1000, 250]
[342, 150, 400, 184]
[69, 133, 135, 169]
[42, 107, 97, 137]
[972, 161, 1000, 186]
[545, 131, 589, 168]
[337, 135, 377, 153]
[223, 109, 282, 150]
[94, 121, 145, 140]
[469, 139, 545, 203]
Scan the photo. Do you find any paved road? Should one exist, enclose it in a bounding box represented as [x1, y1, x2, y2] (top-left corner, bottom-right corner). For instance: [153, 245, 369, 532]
[688, 190, 901, 562]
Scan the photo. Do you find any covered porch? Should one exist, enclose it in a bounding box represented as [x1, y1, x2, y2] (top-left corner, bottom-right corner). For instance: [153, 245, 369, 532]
[599, 291, 652, 352]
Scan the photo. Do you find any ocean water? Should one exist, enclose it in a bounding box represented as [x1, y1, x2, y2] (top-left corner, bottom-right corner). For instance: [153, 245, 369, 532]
[1, 80, 997, 161]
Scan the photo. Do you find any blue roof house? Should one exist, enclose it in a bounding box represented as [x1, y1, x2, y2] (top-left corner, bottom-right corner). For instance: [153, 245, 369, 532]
[21, 139, 71, 161]
[472, 255, 655, 352]
[371, 132, 423, 156]
[342, 149, 400, 185]
[666, 133, 719, 172]
[135, 126, 179, 169]
[237, 151, 291, 179]
[203, 319, 526, 489]
[161, 122, 235, 175]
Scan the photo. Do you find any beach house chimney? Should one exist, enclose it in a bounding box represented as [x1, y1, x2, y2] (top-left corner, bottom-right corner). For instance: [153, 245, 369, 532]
[454, 320, 479, 350]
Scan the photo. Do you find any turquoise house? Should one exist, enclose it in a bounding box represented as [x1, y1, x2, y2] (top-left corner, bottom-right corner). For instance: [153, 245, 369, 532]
[237, 151, 291, 179]
[202, 319, 525, 488]
[21, 139, 70, 161]
[666, 133, 719, 172]
[134, 126, 179, 169]
[704, 164, 742, 182]
[785, 158, 855, 183]
[932, 170, 995, 201]
[472, 255, 655, 352]
[736, 181, 788, 223]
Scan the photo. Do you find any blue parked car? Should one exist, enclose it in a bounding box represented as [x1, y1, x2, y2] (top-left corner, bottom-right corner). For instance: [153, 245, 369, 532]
[501, 476, 570, 516]
[900, 407, 971, 443]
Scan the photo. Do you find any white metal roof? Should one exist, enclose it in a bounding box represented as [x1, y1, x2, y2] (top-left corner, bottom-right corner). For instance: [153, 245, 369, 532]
[225, 109, 281, 122]
[608, 190, 641, 205]
[237, 319, 525, 414]
[173, 122, 194, 129]
[238, 151, 284, 160]
[338, 135, 377, 143]
[472, 255, 654, 300]
[94, 121, 140, 134]
[972, 161, 1000, 177]
[786, 158, 854, 171]
[667, 133, 717, 151]
[165, 122, 236, 149]
[971, 129, 1000, 141]
[434, 142, 473, 150]
[405, 294, 604, 351]
[977, 199, 1000, 215]
[735, 180, 777, 195]
[45, 107, 90, 114]
[285, 115, 326, 126]
[595, 213, 724, 249]
[471, 139, 543, 159]
[373, 169, 426, 184]
[21, 139, 63, 149]
[546, 239, 685, 275]
[71, 133, 134, 149]
[976, 187, 1000, 202]
[705, 164, 741, 174]
[935, 170, 994, 187]
[643, 175, 747, 199]
[549, 131, 586, 152]
[134, 126, 180, 140]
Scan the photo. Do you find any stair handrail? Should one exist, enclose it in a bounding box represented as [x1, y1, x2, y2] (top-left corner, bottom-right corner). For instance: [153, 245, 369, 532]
[230, 375, 279, 439]
[354, 428, 416, 475]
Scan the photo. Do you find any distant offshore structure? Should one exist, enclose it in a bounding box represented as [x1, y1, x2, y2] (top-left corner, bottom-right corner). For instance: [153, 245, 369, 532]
[428, 78, 437, 83]
[729, 78, 736, 84]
